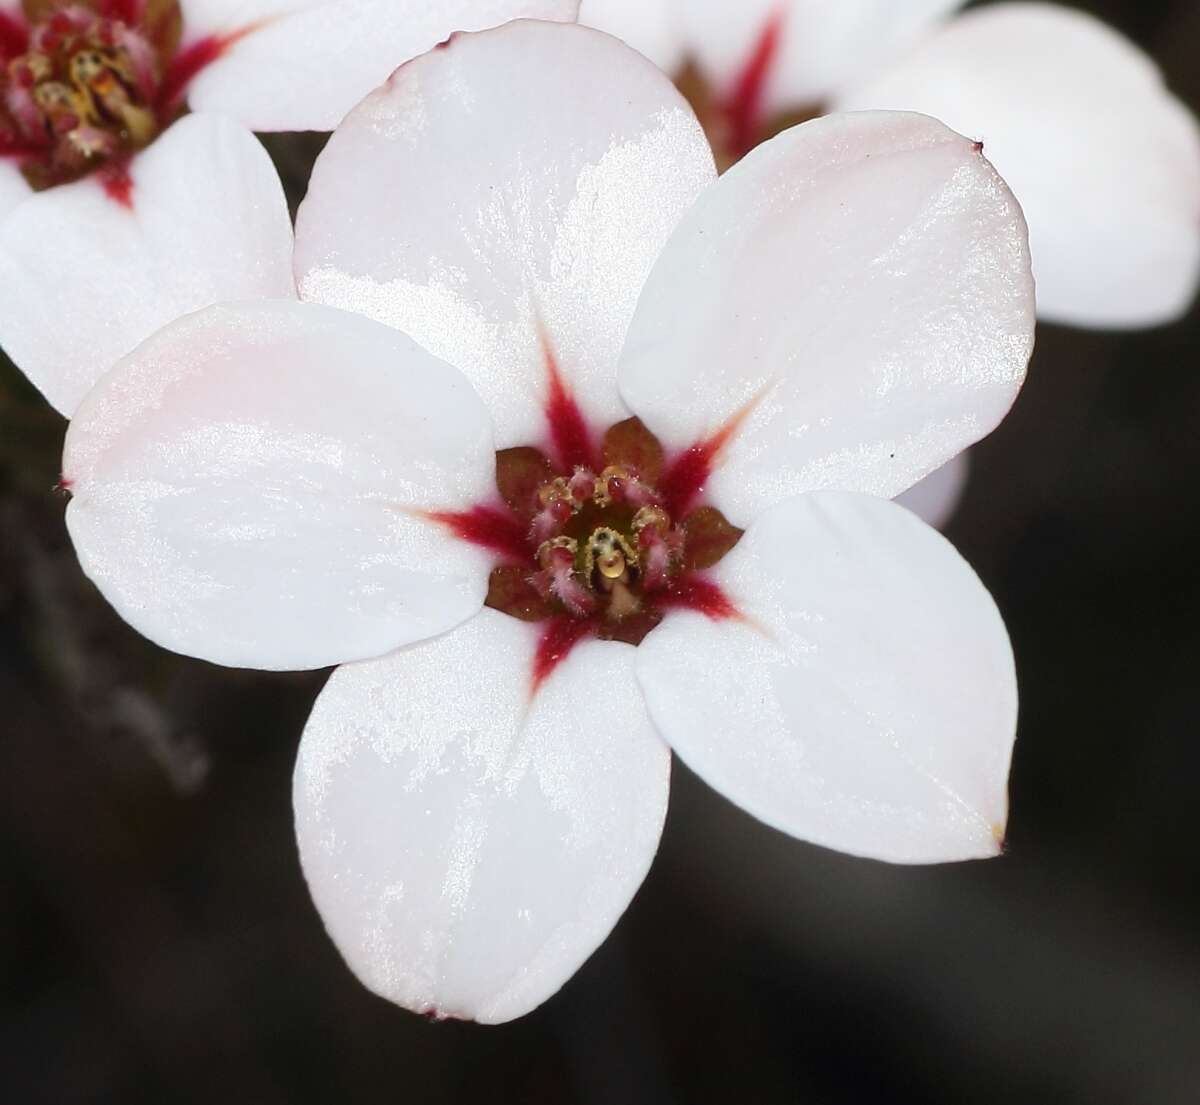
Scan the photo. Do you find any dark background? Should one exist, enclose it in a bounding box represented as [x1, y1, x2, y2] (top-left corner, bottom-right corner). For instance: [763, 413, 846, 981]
[3, 1, 1199, 1101]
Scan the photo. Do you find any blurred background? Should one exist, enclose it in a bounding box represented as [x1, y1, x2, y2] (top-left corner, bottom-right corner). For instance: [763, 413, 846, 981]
[2, 0, 1199, 1101]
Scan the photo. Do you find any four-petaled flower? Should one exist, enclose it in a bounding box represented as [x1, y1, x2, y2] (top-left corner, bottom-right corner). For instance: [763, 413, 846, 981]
[59, 22, 1034, 1022]
[0, 0, 579, 415]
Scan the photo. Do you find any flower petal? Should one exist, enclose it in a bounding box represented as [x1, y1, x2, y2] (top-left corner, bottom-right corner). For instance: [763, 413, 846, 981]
[0, 160, 31, 222]
[834, 3, 1200, 329]
[895, 450, 969, 530]
[294, 608, 670, 1023]
[578, 0, 684, 72]
[680, 0, 964, 111]
[0, 113, 294, 417]
[295, 20, 715, 450]
[618, 110, 1034, 527]
[63, 299, 495, 671]
[179, 0, 582, 132]
[636, 491, 1015, 864]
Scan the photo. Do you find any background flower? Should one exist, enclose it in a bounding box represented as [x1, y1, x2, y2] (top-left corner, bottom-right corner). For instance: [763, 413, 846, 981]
[0, 0, 580, 415]
[580, 0, 1200, 529]
[581, 0, 1200, 331]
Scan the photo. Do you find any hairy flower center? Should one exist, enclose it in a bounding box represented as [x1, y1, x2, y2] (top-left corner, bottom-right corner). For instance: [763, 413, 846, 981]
[5, 6, 155, 185]
[476, 416, 744, 650]
[530, 463, 686, 624]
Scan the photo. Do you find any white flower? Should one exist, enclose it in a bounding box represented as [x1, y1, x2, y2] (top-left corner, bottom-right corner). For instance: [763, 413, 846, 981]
[581, 0, 1200, 330]
[59, 23, 1034, 1022]
[0, 0, 579, 415]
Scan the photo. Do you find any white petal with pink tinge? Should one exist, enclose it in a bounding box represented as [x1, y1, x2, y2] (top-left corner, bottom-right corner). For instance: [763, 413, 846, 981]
[295, 20, 715, 451]
[0, 113, 295, 417]
[577, 0, 684, 72]
[637, 491, 1015, 864]
[618, 111, 1034, 527]
[179, 0, 581, 131]
[64, 299, 495, 671]
[835, 3, 1200, 329]
[295, 609, 670, 1024]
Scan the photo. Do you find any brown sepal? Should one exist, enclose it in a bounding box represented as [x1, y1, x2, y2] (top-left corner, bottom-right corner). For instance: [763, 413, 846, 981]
[484, 566, 554, 623]
[602, 417, 664, 484]
[495, 446, 555, 517]
[681, 506, 744, 571]
[595, 608, 664, 647]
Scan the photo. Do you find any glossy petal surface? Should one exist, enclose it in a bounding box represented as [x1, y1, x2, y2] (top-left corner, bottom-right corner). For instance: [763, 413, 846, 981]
[180, 0, 581, 131]
[0, 114, 294, 417]
[295, 609, 670, 1023]
[835, 3, 1200, 328]
[0, 161, 31, 222]
[64, 300, 495, 671]
[895, 450, 969, 530]
[681, 0, 963, 111]
[619, 111, 1034, 526]
[296, 20, 715, 450]
[578, 0, 684, 72]
[637, 491, 1015, 864]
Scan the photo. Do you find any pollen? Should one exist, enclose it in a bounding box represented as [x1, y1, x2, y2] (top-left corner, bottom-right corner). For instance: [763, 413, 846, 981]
[0, 1, 201, 193]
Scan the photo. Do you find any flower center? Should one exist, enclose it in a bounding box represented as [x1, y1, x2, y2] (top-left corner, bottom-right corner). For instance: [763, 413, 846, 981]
[428, 347, 754, 690]
[0, 1, 234, 196]
[5, 5, 155, 185]
[530, 463, 685, 623]
[479, 416, 744, 650]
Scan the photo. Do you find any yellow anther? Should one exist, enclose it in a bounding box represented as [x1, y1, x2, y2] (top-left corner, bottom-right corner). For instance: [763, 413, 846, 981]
[537, 476, 573, 508]
[593, 464, 634, 507]
[537, 535, 577, 570]
[632, 505, 671, 533]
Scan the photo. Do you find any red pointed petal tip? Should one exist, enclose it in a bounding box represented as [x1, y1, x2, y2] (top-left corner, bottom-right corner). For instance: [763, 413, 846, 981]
[658, 387, 767, 517]
[722, 7, 786, 159]
[539, 327, 595, 472]
[531, 615, 595, 696]
[425, 505, 530, 563]
[655, 575, 740, 622]
[157, 22, 263, 115]
[100, 161, 134, 209]
[0, 10, 28, 62]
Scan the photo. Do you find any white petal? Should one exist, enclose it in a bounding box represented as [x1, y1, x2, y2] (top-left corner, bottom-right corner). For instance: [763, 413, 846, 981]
[578, 0, 684, 73]
[680, 0, 963, 112]
[0, 160, 31, 222]
[180, 0, 581, 132]
[295, 20, 715, 450]
[636, 491, 1015, 864]
[894, 450, 969, 530]
[834, 4, 1200, 329]
[63, 300, 495, 671]
[618, 110, 1034, 527]
[295, 608, 670, 1023]
[0, 114, 294, 417]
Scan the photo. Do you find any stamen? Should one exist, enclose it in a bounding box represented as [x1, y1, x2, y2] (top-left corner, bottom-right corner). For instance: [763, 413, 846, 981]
[460, 411, 746, 667]
[1, 3, 239, 194]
